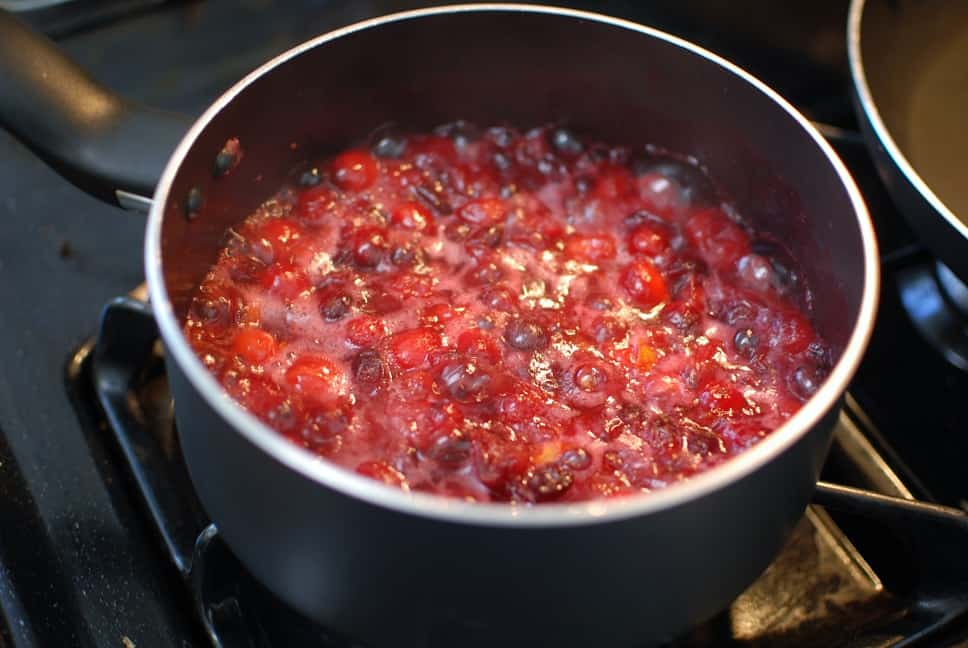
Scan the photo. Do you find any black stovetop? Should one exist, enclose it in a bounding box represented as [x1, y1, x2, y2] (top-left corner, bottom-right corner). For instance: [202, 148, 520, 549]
[0, 2, 965, 647]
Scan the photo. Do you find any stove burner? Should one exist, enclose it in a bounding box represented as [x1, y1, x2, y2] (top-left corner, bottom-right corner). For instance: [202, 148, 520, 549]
[61, 296, 968, 647]
[898, 261, 968, 371]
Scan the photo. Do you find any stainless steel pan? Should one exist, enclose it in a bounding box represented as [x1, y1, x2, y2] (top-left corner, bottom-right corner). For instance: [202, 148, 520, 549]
[0, 5, 881, 646]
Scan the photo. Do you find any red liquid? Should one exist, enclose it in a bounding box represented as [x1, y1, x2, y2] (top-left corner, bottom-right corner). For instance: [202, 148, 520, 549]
[185, 124, 828, 503]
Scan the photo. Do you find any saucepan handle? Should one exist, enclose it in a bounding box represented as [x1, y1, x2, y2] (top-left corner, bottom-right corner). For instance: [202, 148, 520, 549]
[0, 10, 191, 208]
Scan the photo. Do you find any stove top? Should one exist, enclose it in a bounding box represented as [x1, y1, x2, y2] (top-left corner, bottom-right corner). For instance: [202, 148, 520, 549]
[0, 1, 965, 647]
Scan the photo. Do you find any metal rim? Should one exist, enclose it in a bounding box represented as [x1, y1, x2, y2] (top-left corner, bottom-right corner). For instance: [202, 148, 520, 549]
[145, 3, 880, 527]
[847, 0, 968, 242]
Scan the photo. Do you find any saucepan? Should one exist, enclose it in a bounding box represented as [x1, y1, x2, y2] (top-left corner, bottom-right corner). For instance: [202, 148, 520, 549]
[0, 5, 882, 646]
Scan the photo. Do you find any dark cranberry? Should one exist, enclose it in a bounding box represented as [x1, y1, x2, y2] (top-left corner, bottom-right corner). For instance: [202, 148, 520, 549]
[435, 120, 479, 150]
[430, 435, 473, 467]
[790, 366, 820, 400]
[412, 184, 452, 215]
[724, 299, 758, 327]
[320, 292, 352, 321]
[438, 362, 493, 402]
[467, 225, 503, 249]
[733, 328, 758, 358]
[559, 448, 591, 470]
[525, 464, 573, 501]
[228, 257, 265, 285]
[623, 209, 661, 230]
[592, 317, 627, 344]
[487, 126, 516, 148]
[371, 132, 407, 159]
[635, 156, 717, 206]
[479, 287, 516, 312]
[466, 262, 503, 286]
[504, 319, 549, 351]
[390, 245, 417, 266]
[493, 151, 513, 171]
[298, 168, 321, 187]
[352, 349, 386, 387]
[550, 127, 584, 156]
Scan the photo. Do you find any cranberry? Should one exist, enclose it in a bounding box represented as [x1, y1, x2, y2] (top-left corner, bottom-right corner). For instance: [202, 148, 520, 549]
[479, 286, 517, 312]
[628, 222, 671, 257]
[391, 201, 434, 231]
[635, 171, 683, 217]
[388, 327, 441, 369]
[522, 464, 573, 501]
[332, 150, 378, 191]
[550, 127, 583, 156]
[620, 260, 669, 308]
[319, 292, 352, 321]
[437, 361, 493, 402]
[684, 207, 750, 271]
[285, 356, 346, 407]
[231, 328, 277, 364]
[733, 328, 758, 359]
[345, 316, 388, 348]
[593, 165, 634, 200]
[790, 365, 821, 400]
[347, 226, 388, 269]
[590, 316, 627, 344]
[457, 197, 506, 226]
[503, 319, 549, 352]
[429, 434, 473, 467]
[370, 130, 407, 159]
[260, 265, 311, 301]
[352, 349, 386, 390]
[559, 447, 591, 470]
[563, 233, 616, 262]
[457, 329, 502, 363]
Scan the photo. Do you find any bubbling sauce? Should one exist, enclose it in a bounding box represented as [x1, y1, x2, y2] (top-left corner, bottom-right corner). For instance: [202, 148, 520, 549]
[185, 123, 828, 503]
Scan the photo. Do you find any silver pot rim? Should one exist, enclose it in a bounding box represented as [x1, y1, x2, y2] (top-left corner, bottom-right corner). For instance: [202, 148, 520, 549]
[145, 3, 880, 528]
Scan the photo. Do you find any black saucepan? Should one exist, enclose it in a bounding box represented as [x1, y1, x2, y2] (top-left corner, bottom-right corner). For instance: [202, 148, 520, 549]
[0, 5, 882, 647]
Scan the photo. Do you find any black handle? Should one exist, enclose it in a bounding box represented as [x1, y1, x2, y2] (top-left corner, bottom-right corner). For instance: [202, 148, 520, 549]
[0, 10, 192, 207]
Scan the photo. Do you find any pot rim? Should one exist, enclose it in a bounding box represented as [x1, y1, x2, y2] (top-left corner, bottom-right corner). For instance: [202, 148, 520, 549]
[145, 3, 880, 527]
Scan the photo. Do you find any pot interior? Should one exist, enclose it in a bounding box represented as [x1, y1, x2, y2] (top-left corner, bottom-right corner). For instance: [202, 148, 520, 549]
[157, 7, 868, 357]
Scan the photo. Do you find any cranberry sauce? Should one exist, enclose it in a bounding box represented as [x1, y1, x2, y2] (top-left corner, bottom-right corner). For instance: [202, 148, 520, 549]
[184, 123, 828, 503]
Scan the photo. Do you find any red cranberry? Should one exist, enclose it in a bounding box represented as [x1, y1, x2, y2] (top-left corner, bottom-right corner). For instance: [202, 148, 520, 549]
[563, 233, 616, 262]
[332, 150, 378, 191]
[620, 260, 669, 308]
[231, 328, 277, 364]
[285, 356, 346, 407]
[390, 201, 434, 231]
[628, 222, 671, 257]
[457, 197, 506, 226]
[345, 316, 388, 348]
[388, 327, 441, 369]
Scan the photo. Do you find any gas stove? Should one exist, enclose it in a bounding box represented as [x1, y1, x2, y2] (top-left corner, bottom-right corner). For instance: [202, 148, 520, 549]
[0, 2, 965, 647]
